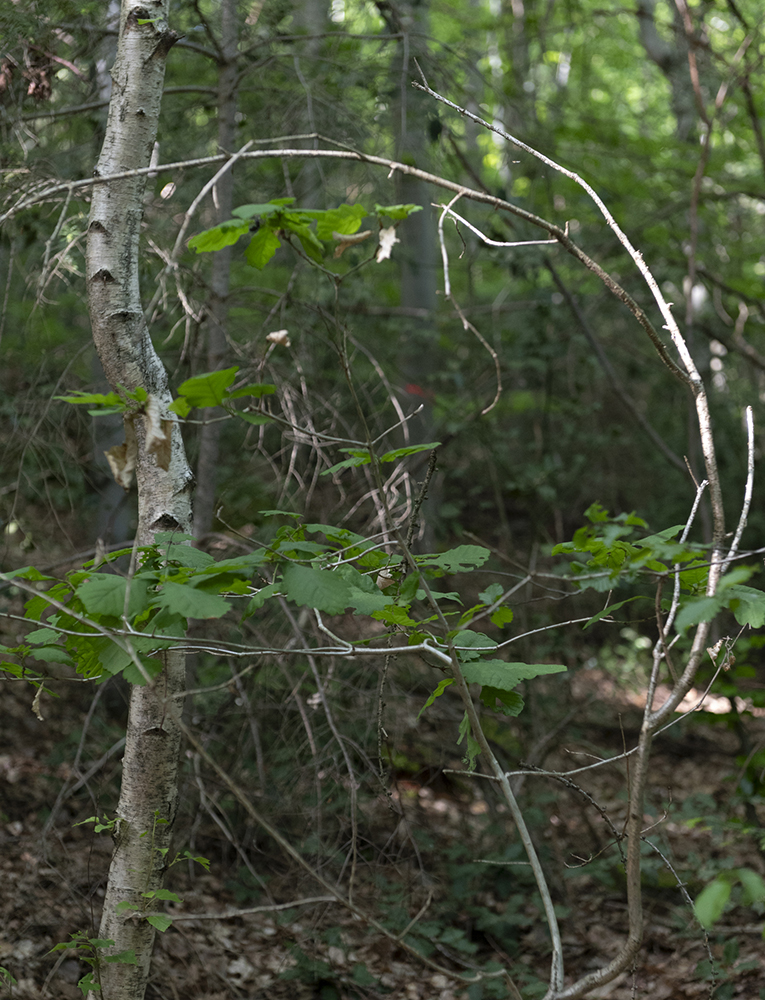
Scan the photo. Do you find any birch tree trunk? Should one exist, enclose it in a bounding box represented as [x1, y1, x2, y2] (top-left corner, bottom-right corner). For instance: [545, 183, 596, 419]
[85, 4, 190, 998]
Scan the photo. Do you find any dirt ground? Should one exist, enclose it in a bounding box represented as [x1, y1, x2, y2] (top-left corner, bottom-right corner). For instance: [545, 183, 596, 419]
[1, 666, 764, 1000]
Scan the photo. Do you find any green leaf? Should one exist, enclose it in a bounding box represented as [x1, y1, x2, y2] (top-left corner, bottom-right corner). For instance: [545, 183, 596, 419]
[375, 203, 423, 221]
[245, 226, 282, 269]
[479, 686, 525, 716]
[168, 396, 191, 418]
[311, 203, 368, 239]
[321, 450, 372, 475]
[226, 383, 276, 399]
[26, 627, 61, 644]
[461, 660, 567, 690]
[694, 876, 732, 928]
[174, 367, 239, 408]
[372, 604, 418, 627]
[231, 202, 289, 220]
[478, 583, 503, 604]
[351, 963, 377, 987]
[155, 581, 231, 619]
[674, 595, 723, 634]
[246, 582, 281, 614]
[77, 574, 149, 618]
[451, 630, 497, 659]
[417, 545, 491, 574]
[3, 565, 53, 582]
[188, 219, 249, 253]
[738, 867, 765, 904]
[104, 950, 137, 965]
[457, 712, 481, 769]
[284, 219, 325, 262]
[281, 564, 353, 615]
[55, 390, 126, 415]
[379, 442, 441, 462]
[161, 544, 215, 568]
[122, 657, 163, 685]
[490, 607, 514, 628]
[154, 532, 196, 544]
[145, 914, 173, 933]
[77, 971, 99, 995]
[418, 677, 454, 718]
[28, 646, 74, 667]
[237, 411, 273, 425]
[725, 585, 765, 628]
[143, 889, 182, 902]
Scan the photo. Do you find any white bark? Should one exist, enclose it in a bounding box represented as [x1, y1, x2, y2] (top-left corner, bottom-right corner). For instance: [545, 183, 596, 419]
[85, 4, 190, 999]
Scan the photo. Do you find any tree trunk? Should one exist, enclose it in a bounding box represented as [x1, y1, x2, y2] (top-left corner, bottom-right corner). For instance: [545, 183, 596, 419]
[392, 0, 441, 544]
[193, 0, 239, 540]
[85, 4, 190, 999]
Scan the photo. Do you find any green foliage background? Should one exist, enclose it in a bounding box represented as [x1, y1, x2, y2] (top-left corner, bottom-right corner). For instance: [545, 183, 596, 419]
[2, 0, 765, 993]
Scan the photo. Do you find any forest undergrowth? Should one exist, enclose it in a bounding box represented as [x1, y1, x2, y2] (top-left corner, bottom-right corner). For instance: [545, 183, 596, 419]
[1, 512, 764, 1000]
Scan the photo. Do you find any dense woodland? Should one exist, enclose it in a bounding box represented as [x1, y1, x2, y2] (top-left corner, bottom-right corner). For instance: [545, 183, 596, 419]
[1, 0, 765, 998]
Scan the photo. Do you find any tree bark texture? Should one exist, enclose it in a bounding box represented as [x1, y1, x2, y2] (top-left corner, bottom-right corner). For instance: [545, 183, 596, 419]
[85, 4, 190, 999]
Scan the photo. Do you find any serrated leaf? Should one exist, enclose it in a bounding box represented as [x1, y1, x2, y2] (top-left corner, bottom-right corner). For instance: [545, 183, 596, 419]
[77, 575, 149, 618]
[479, 686, 525, 716]
[418, 545, 491, 574]
[490, 607, 514, 628]
[371, 604, 418, 627]
[122, 657, 163, 686]
[725, 585, 765, 628]
[26, 627, 61, 644]
[145, 914, 173, 933]
[461, 660, 566, 690]
[4, 566, 53, 582]
[175, 367, 239, 408]
[375, 203, 423, 221]
[312, 203, 367, 239]
[168, 396, 191, 418]
[478, 583, 503, 604]
[155, 581, 231, 619]
[281, 564, 353, 615]
[29, 646, 74, 666]
[451, 630, 497, 659]
[675, 596, 723, 634]
[161, 544, 215, 568]
[188, 219, 249, 253]
[245, 226, 281, 268]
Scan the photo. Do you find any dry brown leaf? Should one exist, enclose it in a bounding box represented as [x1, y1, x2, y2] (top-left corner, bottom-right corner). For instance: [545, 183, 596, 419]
[333, 229, 373, 257]
[104, 417, 137, 490]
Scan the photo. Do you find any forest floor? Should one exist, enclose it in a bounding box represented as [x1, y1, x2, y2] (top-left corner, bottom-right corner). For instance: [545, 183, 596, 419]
[1, 659, 765, 1000]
